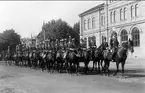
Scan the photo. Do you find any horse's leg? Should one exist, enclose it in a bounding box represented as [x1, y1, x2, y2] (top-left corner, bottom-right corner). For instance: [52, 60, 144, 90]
[100, 59, 104, 72]
[98, 60, 101, 73]
[106, 60, 110, 76]
[75, 62, 79, 76]
[84, 61, 89, 74]
[69, 62, 72, 75]
[113, 62, 119, 76]
[91, 60, 95, 72]
[102, 60, 106, 76]
[121, 62, 125, 76]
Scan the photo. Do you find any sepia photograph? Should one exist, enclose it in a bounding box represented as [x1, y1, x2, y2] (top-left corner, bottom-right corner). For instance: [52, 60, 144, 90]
[0, 0, 144, 93]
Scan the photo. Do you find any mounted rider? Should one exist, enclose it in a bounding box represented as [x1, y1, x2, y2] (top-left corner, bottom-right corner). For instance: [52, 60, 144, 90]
[110, 35, 119, 60]
[90, 39, 97, 50]
[51, 39, 55, 52]
[67, 36, 75, 51]
[60, 39, 64, 50]
[99, 37, 109, 51]
[64, 38, 67, 51]
[54, 39, 59, 51]
[80, 38, 86, 49]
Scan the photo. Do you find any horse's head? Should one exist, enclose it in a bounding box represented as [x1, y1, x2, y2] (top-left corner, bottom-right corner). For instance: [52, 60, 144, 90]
[122, 40, 134, 53]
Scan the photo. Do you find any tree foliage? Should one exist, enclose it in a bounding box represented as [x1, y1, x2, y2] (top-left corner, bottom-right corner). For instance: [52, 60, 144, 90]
[0, 29, 21, 53]
[72, 22, 80, 46]
[37, 19, 80, 46]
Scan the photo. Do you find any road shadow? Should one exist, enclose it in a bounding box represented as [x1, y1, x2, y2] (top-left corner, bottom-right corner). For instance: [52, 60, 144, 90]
[79, 68, 145, 78]
[124, 73, 145, 78]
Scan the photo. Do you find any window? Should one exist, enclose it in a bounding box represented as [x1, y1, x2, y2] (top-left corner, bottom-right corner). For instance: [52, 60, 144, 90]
[92, 17, 96, 29]
[110, 12, 112, 23]
[88, 19, 91, 29]
[131, 5, 134, 18]
[120, 29, 128, 42]
[124, 7, 127, 20]
[114, 11, 116, 22]
[135, 4, 139, 17]
[84, 20, 86, 30]
[131, 27, 140, 47]
[120, 9, 123, 21]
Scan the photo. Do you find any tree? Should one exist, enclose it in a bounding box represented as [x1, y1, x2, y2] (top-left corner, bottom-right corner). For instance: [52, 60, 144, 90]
[37, 19, 80, 46]
[0, 29, 21, 54]
[38, 19, 73, 41]
[72, 22, 80, 46]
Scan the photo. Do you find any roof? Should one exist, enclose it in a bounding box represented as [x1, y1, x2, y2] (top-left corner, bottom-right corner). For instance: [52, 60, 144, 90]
[79, 3, 105, 17]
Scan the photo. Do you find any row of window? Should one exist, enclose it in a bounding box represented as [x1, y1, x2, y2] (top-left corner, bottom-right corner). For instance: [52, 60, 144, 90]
[120, 27, 140, 47]
[110, 4, 139, 23]
[84, 15, 105, 31]
[83, 4, 139, 31]
[84, 17, 96, 30]
[111, 27, 140, 46]
[84, 27, 140, 47]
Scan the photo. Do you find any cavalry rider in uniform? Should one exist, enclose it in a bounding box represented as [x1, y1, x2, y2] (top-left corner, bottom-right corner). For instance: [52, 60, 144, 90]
[64, 38, 67, 51]
[47, 39, 51, 51]
[100, 37, 109, 51]
[90, 39, 97, 50]
[51, 39, 54, 51]
[67, 36, 75, 51]
[80, 38, 86, 49]
[110, 35, 119, 61]
[60, 39, 64, 50]
[55, 39, 59, 51]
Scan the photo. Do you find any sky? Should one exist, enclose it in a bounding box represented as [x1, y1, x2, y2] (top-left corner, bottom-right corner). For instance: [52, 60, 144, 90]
[0, 1, 104, 38]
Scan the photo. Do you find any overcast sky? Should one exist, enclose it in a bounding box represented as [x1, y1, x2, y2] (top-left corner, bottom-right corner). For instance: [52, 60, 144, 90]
[0, 1, 104, 38]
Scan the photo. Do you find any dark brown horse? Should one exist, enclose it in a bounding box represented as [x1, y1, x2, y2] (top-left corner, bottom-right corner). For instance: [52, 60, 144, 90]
[113, 40, 134, 76]
[101, 49, 112, 76]
[66, 49, 79, 75]
[103, 40, 134, 76]
[91, 48, 103, 73]
[76, 48, 91, 74]
[45, 50, 55, 73]
[55, 49, 64, 72]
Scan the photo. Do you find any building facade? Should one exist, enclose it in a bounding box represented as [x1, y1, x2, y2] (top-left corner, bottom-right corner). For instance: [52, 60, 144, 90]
[79, 0, 145, 59]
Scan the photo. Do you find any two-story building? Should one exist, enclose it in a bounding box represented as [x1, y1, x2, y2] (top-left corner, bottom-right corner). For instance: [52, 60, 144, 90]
[79, 0, 145, 59]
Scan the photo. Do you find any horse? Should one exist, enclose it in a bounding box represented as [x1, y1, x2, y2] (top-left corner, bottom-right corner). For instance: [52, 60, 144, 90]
[101, 49, 112, 76]
[45, 50, 56, 73]
[113, 40, 134, 76]
[40, 51, 47, 71]
[66, 49, 79, 75]
[102, 40, 134, 76]
[91, 47, 103, 73]
[31, 51, 38, 69]
[55, 49, 64, 73]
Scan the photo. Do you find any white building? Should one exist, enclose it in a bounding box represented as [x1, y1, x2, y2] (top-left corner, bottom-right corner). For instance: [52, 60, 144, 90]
[79, 0, 145, 59]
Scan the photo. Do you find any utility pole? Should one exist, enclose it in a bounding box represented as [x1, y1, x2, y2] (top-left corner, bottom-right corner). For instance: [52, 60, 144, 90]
[99, 7, 101, 45]
[106, 0, 109, 42]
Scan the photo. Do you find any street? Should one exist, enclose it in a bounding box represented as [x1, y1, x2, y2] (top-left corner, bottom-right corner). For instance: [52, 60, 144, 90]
[0, 60, 145, 93]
